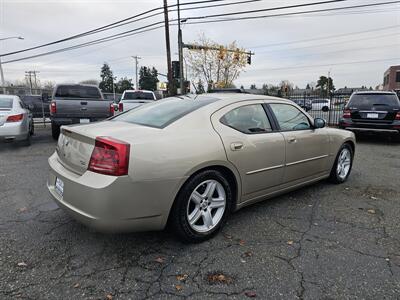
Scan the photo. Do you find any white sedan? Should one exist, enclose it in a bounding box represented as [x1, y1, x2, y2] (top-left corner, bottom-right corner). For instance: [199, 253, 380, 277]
[0, 95, 34, 146]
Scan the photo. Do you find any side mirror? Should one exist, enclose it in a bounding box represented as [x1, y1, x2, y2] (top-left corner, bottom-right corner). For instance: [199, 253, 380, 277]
[314, 118, 326, 129]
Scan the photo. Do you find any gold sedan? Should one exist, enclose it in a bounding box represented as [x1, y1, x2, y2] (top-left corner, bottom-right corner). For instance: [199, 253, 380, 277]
[47, 94, 355, 242]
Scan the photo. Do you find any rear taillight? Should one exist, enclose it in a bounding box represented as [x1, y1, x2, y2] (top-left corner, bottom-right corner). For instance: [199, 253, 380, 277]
[342, 110, 351, 118]
[88, 137, 130, 176]
[50, 101, 56, 114]
[395, 112, 400, 120]
[6, 113, 24, 122]
[118, 102, 123, 112]
[109, 103, 114, 116]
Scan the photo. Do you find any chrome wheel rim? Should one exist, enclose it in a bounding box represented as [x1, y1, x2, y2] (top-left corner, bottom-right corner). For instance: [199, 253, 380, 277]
[337, 148, 351, 179]
[187, 179, 226, 233]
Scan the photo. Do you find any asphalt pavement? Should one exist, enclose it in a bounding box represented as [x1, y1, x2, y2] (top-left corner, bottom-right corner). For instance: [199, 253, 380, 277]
[0, 127, 399, 299]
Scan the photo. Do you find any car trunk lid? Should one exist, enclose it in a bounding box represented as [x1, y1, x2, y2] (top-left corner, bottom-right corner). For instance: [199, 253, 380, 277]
[350, 108, 399, 124]
[0, 110, 11, 126]
[56, 121, 159, 175]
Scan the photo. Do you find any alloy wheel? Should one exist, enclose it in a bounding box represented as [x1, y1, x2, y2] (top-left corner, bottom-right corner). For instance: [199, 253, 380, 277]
[186, 179, 226, 233]
[337, 148, 351, 180]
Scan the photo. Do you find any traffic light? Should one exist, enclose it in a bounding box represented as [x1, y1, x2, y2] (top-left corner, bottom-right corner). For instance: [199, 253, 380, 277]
[247, 55, 251, 65]
[172, 61, 180, 79]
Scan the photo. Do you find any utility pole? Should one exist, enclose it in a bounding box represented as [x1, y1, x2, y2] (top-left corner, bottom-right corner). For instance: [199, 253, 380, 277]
[163, 0, 174, 96]
[0, 57, 5, 94]
[132, 56, 141, 90]
[177, 0, 184, 94]
[25, 71, 39, 95]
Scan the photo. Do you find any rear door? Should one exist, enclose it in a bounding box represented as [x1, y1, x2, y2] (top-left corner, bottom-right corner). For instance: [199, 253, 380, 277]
[211, 101, 286, 198]
[268, 103, 330, 183]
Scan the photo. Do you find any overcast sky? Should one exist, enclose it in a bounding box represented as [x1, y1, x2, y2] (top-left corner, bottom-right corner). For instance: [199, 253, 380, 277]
[0, 0, 399, 89]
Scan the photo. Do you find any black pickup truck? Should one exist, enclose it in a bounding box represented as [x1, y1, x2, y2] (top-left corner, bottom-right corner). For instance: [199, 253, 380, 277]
[49, 84, 114, 139]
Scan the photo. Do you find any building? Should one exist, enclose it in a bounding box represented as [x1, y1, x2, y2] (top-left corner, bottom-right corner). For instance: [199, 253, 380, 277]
[383, 65, 400, 91]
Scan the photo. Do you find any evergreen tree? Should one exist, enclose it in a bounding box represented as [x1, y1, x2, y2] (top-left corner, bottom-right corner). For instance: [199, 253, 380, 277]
[99, 63, 115, 93]
[139, 66, 159, 91]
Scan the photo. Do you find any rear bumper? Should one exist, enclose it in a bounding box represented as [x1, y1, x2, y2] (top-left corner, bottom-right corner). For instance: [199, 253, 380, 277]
[339, 119, 400, 134]
[51, 117, 110, 126]
[0, 121, 29, 141]
[47, 152, 185, 233]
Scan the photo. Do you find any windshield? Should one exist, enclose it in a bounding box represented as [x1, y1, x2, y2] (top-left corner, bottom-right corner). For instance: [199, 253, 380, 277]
[0, 98, 13, 109]
[55, 85, 102, 99]
[112, 98, 215, 128]
[348, 94, 400, 109]
[122, 91, 155, 100]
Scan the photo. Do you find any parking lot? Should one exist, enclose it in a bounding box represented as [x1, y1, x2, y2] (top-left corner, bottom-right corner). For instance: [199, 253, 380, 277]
[0, 126, 399, 299]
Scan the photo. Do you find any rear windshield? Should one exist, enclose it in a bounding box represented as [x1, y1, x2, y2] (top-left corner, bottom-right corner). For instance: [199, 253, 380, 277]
[348, 94, 400, 109]
[123, 91, 154, 100]
[112, 98, 215, 128]
[0, 98, 13, 109]
[55, 85, 102, 99]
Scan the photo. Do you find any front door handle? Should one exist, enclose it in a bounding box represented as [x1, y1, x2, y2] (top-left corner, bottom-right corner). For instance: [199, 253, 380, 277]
[288, 137, 297, 143]
[231, 142, 244, 151]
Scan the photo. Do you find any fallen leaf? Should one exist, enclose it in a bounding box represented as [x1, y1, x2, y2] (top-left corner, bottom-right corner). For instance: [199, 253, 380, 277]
[287, 240, 294, 245]
[245, 291, 257, 298]
[243, 251, 253, 257]
[18, 207, 27, 213]
[17, 262, 27, 267]
[106, 294, 113, 300]
[207, 272, 233, 284]
[223, 233, 233, 240]
[367, 209, 376, 214]
[176, 274, 188, 282]
[155, 257, 164, 263]
[175, 285, 183, 291]
[238, 240, 245, 246]
[73, 283, 80, 288]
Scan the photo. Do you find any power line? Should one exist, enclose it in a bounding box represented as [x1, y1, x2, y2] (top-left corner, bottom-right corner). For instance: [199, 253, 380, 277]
[250, 25, 400, 49]
[0, 0, 231, 57]
[185, 1, 400, 24]
[4, 1, 399, 64]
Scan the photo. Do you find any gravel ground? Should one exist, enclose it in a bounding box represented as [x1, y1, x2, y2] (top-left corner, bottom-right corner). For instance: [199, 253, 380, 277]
[0, 127, 399, 299]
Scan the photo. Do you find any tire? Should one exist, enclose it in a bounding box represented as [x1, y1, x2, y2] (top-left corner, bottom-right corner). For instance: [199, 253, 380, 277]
[170, 169, 233, 243]
[329, 143, 353, 184]
[51, 123, 60, 140]
[29, 121, 34, 136]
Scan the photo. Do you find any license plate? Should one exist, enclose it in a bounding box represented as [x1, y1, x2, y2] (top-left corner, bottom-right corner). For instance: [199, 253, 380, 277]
[55, 177, 64, 196]
[80, 118, 90, 123]
[367, 113, 379, 119]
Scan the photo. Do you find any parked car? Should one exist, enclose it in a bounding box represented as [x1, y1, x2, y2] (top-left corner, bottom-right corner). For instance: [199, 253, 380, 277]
[47, 93, 355, 242]
[49, 84, 114, 139]
[291, 99, 312, 111]
[339, 91, 400, 140]
[0, 95, 34, 146]
[312, 99, 331, 111]
[118, 90, 156, 112]
[20, 94, 51, 118]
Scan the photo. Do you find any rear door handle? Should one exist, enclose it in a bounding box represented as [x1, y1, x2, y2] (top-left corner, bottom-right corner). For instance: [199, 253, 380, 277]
[288, 137, 297, 143]
[230, 142, 244, 151]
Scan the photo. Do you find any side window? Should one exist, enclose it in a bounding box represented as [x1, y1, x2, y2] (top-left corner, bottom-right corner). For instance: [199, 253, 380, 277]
[270, 104, 311, 131]
[220, 104, 272, 134]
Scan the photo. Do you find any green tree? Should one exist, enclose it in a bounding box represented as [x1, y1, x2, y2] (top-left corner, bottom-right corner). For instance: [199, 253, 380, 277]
[250, 84, 257, 89]
[316, 76, 335, 97]
[196, 79, 205, 94]
[116, 77, 133, 93]
[139, 66, 159, 91]
[99, 63, 115, 93]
